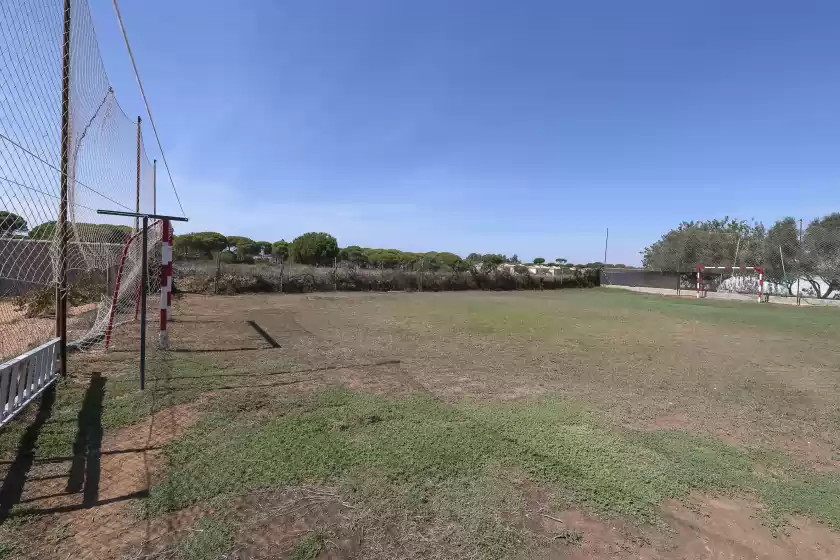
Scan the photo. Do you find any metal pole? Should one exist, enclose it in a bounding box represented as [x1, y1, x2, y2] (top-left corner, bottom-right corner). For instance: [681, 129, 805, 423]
[732, 235, 741, 268]
[57, 0, 71, 377]
[603, 227, 609, 265]
[796, 218, 803, 305]
[779, 246, 786, 281]
[152, 159, 157, 214]
[135, 116, 142, 231]
[139, 216, 148, 390]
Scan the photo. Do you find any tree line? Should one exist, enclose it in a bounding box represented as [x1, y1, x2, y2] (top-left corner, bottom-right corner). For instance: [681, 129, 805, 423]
[172, 230, 610, 271]
[1, 211, 616, 271]
[642, 214, 840, 298]
[0, 212, 134, 242]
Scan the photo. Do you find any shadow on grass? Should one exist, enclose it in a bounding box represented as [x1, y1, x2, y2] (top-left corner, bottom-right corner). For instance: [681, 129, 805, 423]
[0, 447, 163, 466]
[0, 385, 56, 525]
[66, 372, 105, 506]
[246, 320, 281, 348]
[167, 347, 269, 353]
[165, 379, 313, 392]
[6, 490, 149, 518]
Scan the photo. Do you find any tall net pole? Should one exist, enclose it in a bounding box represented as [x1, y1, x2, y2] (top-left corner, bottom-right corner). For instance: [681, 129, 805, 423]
[153, 159, 157, 214]
[797, 219, 803, 305]
[134, 116, 141, 231]
[57, 0, 71, 376]
[1, 0, 178, 364]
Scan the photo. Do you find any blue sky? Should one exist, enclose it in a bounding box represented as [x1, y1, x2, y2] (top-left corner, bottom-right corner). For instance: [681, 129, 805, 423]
[90, 0, 840, 265]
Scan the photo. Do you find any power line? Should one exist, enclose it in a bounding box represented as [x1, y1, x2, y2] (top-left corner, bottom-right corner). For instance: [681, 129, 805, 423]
[111, 0, 186, 218]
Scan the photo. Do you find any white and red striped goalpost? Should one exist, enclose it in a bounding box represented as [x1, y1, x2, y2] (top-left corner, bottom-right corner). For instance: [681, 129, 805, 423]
[159, 219, 173, 349]
[696, 265, 764, 303]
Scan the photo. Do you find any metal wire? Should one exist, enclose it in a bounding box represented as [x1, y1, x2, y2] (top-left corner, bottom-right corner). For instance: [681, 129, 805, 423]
[111, 0, 186, 218]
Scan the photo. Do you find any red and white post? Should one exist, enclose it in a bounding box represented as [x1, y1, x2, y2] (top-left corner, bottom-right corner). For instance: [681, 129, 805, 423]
[159, 220, 173, 349]
[696, 266, 703, 299]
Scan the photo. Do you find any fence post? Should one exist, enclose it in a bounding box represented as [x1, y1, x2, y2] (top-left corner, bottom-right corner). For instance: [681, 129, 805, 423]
[57, 0, 71, 377]
[134, 117, 142, 231]
[333, 257, 337, 291]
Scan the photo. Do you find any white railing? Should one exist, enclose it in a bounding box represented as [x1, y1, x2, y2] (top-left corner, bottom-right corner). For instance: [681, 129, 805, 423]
[0, 338, 60, 428]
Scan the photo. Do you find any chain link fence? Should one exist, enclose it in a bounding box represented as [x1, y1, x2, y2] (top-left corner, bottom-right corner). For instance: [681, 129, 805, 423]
[603, 216, 840, 301]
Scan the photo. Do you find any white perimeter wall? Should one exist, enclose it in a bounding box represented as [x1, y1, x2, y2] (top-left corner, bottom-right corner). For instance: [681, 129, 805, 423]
[603, 284, 840, 308]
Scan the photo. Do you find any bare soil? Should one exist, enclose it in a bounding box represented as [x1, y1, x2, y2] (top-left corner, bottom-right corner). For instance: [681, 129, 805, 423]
[18, 401, 202, 560]
[0, 301, 97, 361]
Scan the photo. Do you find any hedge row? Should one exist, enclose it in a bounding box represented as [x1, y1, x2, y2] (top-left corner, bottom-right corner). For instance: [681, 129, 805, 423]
[175, 266, 600, 295]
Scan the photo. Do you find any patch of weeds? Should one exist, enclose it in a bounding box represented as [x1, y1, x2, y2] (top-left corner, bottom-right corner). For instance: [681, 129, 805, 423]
[148, 387, 840, 554]
[289, 530, 325, 560]
[760, 471, 840, 531]
[0, 538, 17, 560]
[2, 505, 39, 528]
[46, 520, 71, 546]
[177, 515, 234, 560]
[628, 429, 757, 492]
[553, 528, 584, 545]
[430, 469, 525, 554]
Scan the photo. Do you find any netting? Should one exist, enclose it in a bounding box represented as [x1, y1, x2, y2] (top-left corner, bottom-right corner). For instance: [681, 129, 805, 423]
[0, 0, 161, 362]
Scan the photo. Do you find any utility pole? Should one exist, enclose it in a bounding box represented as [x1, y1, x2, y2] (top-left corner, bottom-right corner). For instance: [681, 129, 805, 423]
[603, 228, 609, 265]
[57, 0, 71, 376]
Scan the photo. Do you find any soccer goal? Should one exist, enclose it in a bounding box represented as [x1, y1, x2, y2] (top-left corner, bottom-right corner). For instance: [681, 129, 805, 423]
[696, 265, 764, 303]
[70, 219, 174, 352]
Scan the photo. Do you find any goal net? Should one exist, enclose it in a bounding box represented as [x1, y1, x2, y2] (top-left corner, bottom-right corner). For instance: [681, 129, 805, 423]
[68, 220, 164, 351]
[696, 266, 764, 302]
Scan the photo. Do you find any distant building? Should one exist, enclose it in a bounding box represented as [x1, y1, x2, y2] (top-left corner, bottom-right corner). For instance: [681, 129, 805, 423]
[253, 246, 272, 261]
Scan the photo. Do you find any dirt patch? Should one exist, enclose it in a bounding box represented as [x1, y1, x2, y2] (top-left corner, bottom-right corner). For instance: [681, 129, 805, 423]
[517, 482, 660, 559]
[229, 487, 360, 559]
[0, 301, 100, 360]
[646, 412, 695, 431]
[663, 493, 840, 560]
[338, 361, 424, 396]
[111, 486, 360, 559]
[18, 401, 203, 560]
[520, 485, 840, 560]
[776, 438, 840, 473]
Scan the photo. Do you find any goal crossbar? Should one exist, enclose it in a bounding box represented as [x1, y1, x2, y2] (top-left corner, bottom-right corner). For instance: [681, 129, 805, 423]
[696, 265, 764, 303]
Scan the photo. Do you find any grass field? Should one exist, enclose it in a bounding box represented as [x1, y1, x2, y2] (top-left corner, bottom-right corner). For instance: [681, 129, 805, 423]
[1, 289, 839, 559]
